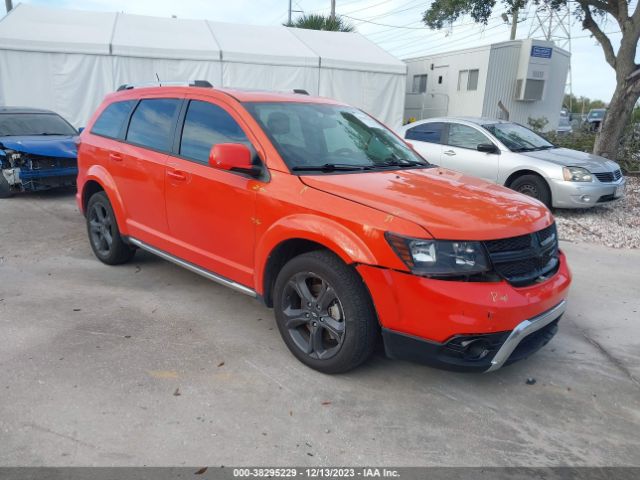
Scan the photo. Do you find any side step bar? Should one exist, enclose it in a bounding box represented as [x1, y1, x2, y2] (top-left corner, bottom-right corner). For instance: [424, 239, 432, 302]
[128, 237, 256, 298]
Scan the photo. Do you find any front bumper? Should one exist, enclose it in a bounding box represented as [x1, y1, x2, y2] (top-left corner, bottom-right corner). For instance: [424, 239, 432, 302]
[550, 176, 625, 208]
[382, 301, 565, 372]
[357, 251, 571, 372]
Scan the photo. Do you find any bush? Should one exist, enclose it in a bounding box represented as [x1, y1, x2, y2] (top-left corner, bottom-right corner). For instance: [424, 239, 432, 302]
[544, 129, 596, 154]
[543, 126, 640, 173]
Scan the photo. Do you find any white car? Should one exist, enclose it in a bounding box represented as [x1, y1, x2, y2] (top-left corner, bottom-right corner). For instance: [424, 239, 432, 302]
[398, 117, 625, 209]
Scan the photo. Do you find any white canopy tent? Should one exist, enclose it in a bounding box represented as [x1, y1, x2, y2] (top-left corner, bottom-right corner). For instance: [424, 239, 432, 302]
[0, 4, 406, 128]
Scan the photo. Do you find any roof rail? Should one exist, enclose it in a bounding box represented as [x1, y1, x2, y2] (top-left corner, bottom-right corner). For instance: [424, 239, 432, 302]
[116, 80, 213, 91]
[293, 89, 309, 95]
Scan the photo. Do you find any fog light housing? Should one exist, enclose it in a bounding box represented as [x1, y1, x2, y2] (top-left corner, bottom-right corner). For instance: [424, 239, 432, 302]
[580, 195, 591, 203]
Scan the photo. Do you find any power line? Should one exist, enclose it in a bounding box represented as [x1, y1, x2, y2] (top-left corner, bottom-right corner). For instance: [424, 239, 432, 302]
[375, 14, 505, 46]
[352, 0, 426, 24]
[396, 21, 508, 58]
[340, 0, 392, 16]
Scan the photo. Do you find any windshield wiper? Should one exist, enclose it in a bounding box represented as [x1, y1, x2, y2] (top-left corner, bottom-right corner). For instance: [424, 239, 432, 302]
[378, 156, 429, 168]
[291, 163, 373, 172]
[531, 145, 555, 151]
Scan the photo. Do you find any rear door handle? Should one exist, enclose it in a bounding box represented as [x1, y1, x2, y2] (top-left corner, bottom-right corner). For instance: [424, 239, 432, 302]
[167, 170, 187, 181]
[109, 153, 123, 161]
[444, 150, 456, 156]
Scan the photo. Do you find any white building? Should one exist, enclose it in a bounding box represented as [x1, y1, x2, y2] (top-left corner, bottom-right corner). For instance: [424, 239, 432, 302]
[404, 39, 570, 131]
[0, 4, 407, 129]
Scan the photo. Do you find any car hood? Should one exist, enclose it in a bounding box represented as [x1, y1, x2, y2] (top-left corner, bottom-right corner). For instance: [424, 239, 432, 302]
[520, 147, 618, 172]
[301, 167, 553, 240]
[0, 135, 77, 158]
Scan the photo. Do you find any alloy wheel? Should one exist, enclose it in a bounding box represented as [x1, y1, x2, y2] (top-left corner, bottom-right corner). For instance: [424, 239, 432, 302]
[281, 272, 346, 360]
[88, 202, 114, 256]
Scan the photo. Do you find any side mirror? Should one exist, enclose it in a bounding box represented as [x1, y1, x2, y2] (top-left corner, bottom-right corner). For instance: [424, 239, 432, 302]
[477, 143, 499, 154]
[209, 143, 259, 176]
[77, 127, 85, 134]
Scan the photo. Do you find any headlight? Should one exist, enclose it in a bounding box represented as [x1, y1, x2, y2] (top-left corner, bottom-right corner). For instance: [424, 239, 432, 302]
[563, 166, 592, 182]
[385, 233, 490, 276]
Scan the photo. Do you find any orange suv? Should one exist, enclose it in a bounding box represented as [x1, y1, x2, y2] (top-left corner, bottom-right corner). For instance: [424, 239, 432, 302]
[77, 82, 571, 373]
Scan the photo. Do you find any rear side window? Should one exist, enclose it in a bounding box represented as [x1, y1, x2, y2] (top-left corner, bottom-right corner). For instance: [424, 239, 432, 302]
[126, 99, 181, 152]
[405, 122, 445, 144]
[91, 101, 135, 138]
[180, 100, 250, 164]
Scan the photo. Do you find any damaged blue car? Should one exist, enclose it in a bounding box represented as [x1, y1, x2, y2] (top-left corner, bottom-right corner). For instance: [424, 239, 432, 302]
[0, 107, 78, 198]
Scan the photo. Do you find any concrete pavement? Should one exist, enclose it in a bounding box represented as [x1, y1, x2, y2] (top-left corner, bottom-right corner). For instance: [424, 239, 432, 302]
[0, 190, 639, 466]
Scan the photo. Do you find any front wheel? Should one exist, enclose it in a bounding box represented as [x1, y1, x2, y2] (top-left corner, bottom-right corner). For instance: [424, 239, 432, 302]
[273, 250, 378, 374]
[0, 172, 13, 198]
[509, 174, 552, 208]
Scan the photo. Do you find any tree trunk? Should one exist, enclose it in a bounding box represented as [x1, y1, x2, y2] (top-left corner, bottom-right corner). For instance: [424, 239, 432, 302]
[593, 79, 640, 160]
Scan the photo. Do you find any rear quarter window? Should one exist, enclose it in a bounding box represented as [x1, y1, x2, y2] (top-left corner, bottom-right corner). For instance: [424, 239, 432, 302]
[91, 101, 136, 139]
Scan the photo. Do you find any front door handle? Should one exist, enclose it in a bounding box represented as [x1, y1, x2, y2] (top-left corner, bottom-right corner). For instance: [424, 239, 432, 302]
[109, 153, 123, 161]
[444, 150, 456, 156]
[167, 170, 187, 181]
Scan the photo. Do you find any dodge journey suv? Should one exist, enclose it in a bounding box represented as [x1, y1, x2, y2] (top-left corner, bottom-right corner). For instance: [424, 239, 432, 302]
[77, 82, 571, 373]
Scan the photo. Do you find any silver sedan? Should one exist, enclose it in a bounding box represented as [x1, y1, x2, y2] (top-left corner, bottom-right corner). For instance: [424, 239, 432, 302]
[398, 117, 625, 209]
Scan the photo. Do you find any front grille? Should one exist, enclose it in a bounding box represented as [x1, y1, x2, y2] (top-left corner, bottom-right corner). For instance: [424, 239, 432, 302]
[484, 223, 559, 287]
[594, 169, 622, 183]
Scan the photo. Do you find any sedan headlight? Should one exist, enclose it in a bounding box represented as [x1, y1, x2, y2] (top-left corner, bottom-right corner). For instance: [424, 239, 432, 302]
[385, 233, 490, 277]
[563, 166, 592, 182]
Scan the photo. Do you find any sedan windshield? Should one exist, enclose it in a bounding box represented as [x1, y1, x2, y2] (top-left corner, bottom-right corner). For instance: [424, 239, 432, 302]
[482, 122, 554, 152]
[243, 102, 430, 173]
[0, 113, 78, 136]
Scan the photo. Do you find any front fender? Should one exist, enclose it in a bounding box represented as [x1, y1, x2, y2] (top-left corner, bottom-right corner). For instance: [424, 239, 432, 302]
[254, 214, 378, 294]
[81, 165, 129, 235]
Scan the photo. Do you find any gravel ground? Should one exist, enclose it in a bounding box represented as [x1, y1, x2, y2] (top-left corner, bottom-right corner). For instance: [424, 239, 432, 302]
[555, 176, 640, 249]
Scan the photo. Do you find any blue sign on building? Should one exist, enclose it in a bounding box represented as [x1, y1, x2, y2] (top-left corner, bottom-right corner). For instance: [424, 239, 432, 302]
[531, 46, 553, 58]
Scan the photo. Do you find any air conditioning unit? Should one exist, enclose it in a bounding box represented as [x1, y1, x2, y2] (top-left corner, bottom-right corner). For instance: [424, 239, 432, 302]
[514, 39, 552, 102]
[515, 78, 546, 101]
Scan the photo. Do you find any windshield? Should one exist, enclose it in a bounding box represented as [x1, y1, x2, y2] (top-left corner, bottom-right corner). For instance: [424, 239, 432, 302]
[0, 113, 78, 136]
[588, 110, 605, 119]
[243, 102, 430, 173]
[482, 122, 554, 152]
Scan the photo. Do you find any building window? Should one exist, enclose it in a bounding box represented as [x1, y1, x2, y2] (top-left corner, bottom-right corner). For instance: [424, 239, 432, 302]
[412, 74, 427, 93]
[458, 69, 479, 91]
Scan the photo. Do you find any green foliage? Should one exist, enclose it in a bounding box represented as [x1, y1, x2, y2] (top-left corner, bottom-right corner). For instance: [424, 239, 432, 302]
[544, 127, 640, 173]
[563, 93, 607, 113]
[527, 116, 549, 133]
[284, 13, 355, 32]
[544, 129, 596, 154]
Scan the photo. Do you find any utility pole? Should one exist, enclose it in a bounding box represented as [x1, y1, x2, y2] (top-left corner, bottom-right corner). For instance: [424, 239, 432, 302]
[330, 0, 336, 21]
[288, 0, 292, 25]
[5, 0, 13, 13]
[510, 8, 518, 40]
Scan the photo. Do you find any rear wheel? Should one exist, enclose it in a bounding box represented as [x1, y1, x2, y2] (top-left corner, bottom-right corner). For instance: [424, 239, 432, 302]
[273, 250, 378, 373]
[509, 174, 551, 208]
[86, 191, 135, 265]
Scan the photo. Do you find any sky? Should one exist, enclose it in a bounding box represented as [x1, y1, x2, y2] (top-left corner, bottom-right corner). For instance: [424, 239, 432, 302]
[4, 0, 635, 105]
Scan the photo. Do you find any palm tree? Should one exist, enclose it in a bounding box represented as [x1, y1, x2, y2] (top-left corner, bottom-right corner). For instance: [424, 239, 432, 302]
[284, 13, 355, 32]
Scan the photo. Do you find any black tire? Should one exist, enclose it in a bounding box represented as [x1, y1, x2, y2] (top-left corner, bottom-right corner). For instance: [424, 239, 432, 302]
[86, 191, 135, 265]
[509, 174, 552, 208]
[273, 250, 378, 374]
[0, 172, 13, 198]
